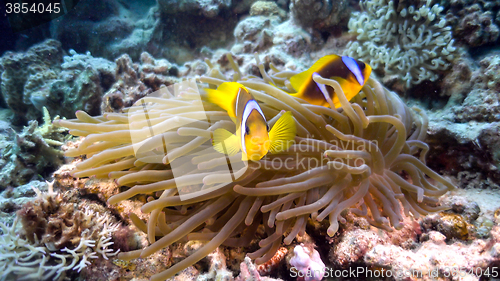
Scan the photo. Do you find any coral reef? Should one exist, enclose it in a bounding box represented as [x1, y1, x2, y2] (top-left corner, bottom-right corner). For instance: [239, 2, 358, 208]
[451, 54, 500, 123]
[0, 39, 63, 124]
[0, 40, 116, 124]
[2, 1, 499, 280]
[290, 0, 349, 31]
[236, 5, 320, 58]
[250, 1, 287, 18]
[332, 228, 387, 266]
[233, 16, 281, 54]
[0, 180, 45, 223]
[329, 212, 421, 266]
[101, 52, 180, 113]
[420, 52, 500, 190]
[0, 0, 498, 280]
[54, 53, 454, 280]
[51, 0, 148, 60]
[289, 244, 325, 281]
[440, 54, 475, 99]
[157, 0, 231, 18]
[195, 248, 233, 280]
[422, 213, 471, 240]
[425, 119, 500, 190]
[52, 0, 238, 64]
[325, 188, 500, 281]
[475, 55, 500, 93]
[0, 108, 67, 188]
[345, 0, 457, 89]
[421, 54, 500, 190]
[1, 41, 181, 119]
[52, 49, 116, 117]
[0, 183, 120, 280]
[364, 236, 491, 280]
[235, 256, 284, 281]
[444, 0, 500, 48]
[453, 4, 499, 47]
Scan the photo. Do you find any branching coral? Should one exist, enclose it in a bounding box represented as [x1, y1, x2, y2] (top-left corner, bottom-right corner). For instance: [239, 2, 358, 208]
[345, 0, 458, 89]
[0, 183, 120, 280]
[55, 54, 455, 280]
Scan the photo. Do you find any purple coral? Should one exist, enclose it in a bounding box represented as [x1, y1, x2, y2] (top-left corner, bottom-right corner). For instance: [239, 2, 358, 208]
[290, 244, 325, 281]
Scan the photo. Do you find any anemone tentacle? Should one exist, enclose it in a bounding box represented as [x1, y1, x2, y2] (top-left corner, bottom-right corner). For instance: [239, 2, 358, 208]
[55, 54, 454, 280]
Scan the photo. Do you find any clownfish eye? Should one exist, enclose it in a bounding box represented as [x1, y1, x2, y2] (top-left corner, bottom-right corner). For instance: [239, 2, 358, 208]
[266, 124, 270, 132]
[245, 126, 250, 135]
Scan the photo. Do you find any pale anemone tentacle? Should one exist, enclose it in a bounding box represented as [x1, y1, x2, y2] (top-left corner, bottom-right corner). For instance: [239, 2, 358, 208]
[54, 53, 455, 280]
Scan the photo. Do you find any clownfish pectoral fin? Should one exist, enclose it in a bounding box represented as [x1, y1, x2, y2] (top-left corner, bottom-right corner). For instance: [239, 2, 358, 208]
[212, 129, 240, 156]
[268, 111, 296, 154]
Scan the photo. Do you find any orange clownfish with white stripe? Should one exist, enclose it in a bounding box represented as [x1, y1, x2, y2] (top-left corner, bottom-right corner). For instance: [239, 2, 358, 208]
[289, 54, 372, 108]
[206, 82, 296, 161]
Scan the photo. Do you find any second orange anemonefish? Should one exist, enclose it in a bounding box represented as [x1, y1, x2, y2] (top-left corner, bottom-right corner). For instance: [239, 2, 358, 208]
[288, 54, 372, 108]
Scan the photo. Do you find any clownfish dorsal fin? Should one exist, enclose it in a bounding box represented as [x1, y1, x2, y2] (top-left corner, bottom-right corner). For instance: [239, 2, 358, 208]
[268, 111, 296, 154]
[205, 88, 235, 117]
[290, 55, 339, 92]
[212, 128, 240, 156]
[206, 82, 247, 118]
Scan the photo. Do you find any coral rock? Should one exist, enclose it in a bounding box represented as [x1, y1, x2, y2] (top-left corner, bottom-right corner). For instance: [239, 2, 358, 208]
[454, 4, 500, 47]
[331, 229, 385, 266]
[290, 0, 349, 31]
[0, 109, 66, 188]
[0, 41, 116, 123]
[250, 1, 287, 18]
[101, 53, 180, 113]
[157, 0, 231, 18]
[0, 39, 62, 124]
[233, 16, 279, 53]
[236, 256, 284, 281]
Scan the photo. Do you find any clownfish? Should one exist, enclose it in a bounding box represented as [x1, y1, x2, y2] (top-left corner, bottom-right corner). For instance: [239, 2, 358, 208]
[289, 54, 372, 108]
[205, 82, 296, 161]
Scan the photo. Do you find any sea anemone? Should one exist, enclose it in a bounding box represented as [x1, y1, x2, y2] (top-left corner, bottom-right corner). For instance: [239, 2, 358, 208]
[55, 54, 455, 280]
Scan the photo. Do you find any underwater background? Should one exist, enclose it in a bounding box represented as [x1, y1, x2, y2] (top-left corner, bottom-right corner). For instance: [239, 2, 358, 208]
[1, 0, 500, 280]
